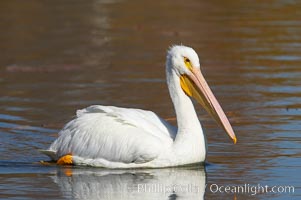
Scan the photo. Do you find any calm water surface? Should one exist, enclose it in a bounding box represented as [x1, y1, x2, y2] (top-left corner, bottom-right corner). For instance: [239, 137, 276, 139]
[0, 0, 301, 199]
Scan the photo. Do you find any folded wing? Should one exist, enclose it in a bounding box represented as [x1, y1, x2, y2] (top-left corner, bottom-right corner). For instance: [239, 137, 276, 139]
[47, 105, 176, 164]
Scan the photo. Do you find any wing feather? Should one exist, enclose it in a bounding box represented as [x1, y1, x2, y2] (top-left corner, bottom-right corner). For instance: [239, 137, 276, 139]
[48, 105, 175, 164]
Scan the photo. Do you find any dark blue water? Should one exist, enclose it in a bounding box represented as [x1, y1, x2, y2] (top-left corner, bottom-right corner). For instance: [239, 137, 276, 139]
[0, 0, 300, 199]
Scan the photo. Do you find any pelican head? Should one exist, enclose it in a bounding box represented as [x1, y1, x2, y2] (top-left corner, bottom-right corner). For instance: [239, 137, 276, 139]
[166, 45, 237, 144]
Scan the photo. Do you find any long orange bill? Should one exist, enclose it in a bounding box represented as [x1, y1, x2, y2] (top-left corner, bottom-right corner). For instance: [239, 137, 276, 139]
[180, 67, 237, 144]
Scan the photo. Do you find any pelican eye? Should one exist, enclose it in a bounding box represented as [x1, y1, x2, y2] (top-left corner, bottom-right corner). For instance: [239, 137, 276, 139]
[184, 57, 190, 63]
[183, 57, 192, 71]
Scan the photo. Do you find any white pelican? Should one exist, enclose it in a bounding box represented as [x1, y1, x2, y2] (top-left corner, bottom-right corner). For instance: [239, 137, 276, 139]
[41, 45, 237, 168]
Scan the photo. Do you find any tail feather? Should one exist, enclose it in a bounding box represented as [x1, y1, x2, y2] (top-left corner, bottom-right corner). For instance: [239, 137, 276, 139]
[39, 149, 57, 161]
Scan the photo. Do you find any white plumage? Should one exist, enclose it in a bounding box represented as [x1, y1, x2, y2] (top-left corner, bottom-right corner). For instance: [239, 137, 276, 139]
[42, 45, 237, 168]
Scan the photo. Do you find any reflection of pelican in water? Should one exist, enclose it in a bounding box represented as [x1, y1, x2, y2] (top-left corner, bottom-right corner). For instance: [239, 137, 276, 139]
[52, 166, 206, 200]
[42, 45, 236, 168]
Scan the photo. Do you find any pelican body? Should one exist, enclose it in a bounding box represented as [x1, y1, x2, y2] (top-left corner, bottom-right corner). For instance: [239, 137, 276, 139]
[42, 45, 237, 168]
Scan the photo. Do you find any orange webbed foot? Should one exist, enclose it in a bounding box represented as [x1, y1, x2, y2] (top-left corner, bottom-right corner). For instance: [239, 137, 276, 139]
[57, 154, 73, 165]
